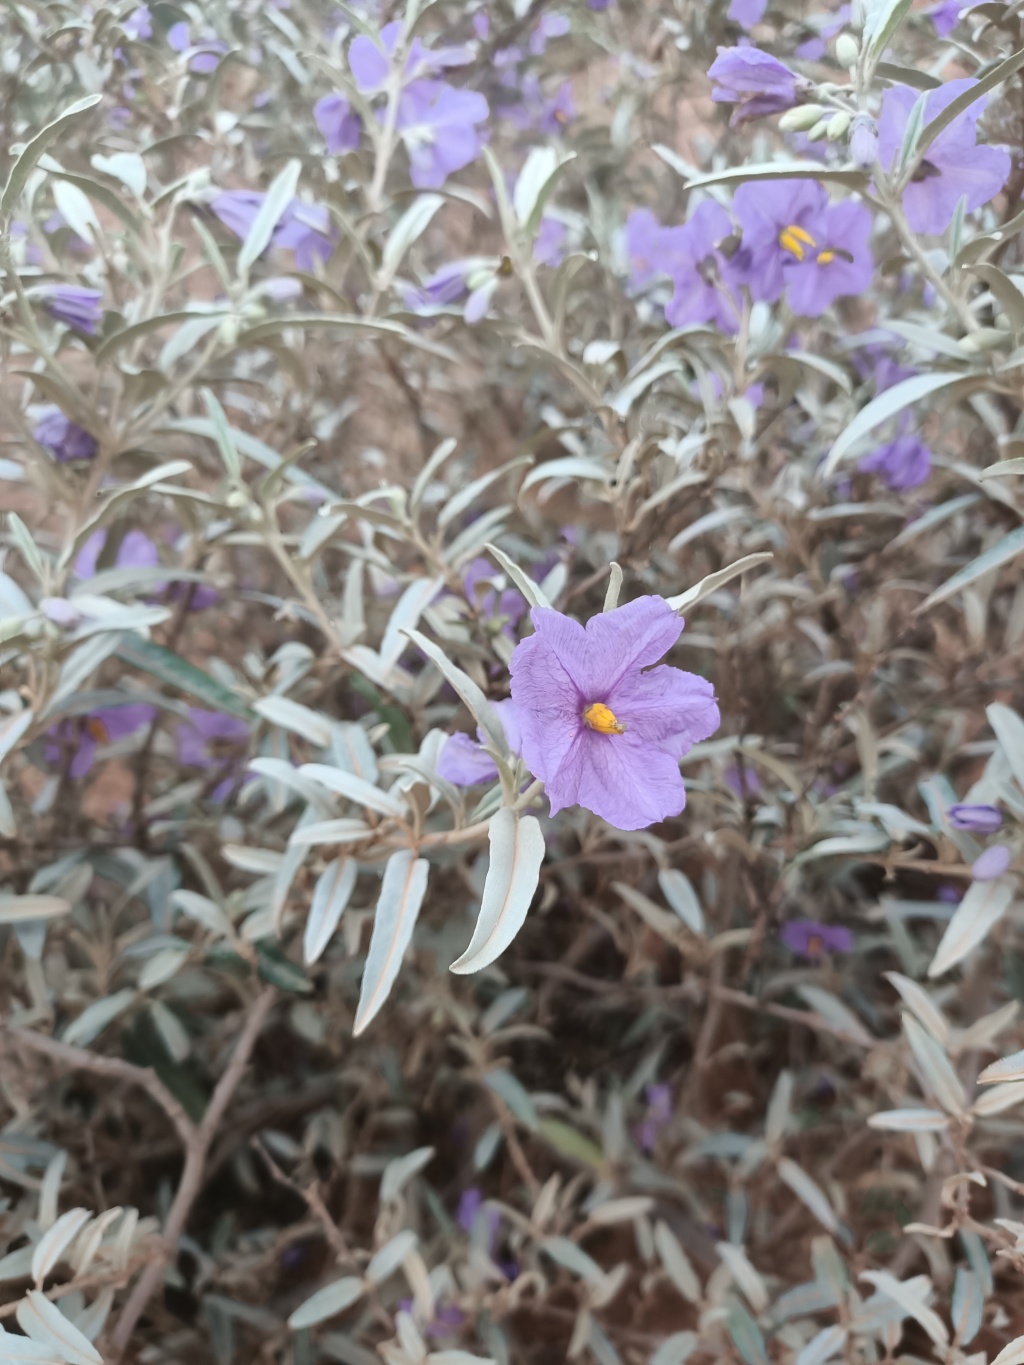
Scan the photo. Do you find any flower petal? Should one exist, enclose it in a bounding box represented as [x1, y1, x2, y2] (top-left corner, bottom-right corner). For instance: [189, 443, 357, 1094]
[576, 731, 687, 830]
[608, 665, 720, 758]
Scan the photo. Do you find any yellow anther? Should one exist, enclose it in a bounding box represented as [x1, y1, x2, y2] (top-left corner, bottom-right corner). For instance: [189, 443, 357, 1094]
[778, 224, 817, 261]
[583, 702, 625, 735]
[816, 248, 836, 265]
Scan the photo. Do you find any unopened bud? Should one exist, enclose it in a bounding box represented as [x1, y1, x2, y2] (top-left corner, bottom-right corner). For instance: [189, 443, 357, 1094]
[835, 33, 860, 68]
[806, 118, 830, 141]
[826, 111, 851, 140]
[959, 327, 1009, 353]
[849, 114, 878, 168]
[777, 103, 826, 132]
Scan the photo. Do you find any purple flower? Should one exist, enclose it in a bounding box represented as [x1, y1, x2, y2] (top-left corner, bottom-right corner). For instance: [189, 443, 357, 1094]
[948, 803, 1003, 833]
[349, 21, 471, 94]
[396, 80, 489, 189]
[637, 1083, 673, 1152]
[625, 209, 665, 291]
[794, 5, 851, 60]
[972, 845, 1011, 881]
[732, 181, 873, 314]
[45, 704, 156, 779]
[534, 217, 567, 269]
[405, 259, 501, 324]
[708, 47, 800, 125]
[168, 20, 190, 50]
[928, 1, 973, 36]
[457, 1188, 501, 1247]
[74, 529, 159, 580]
[210, 191, 335, 268]
[437, 699, 522, 787]
[33, 408, 97, 463]
[530, 12, 570, 55]
[463, 558, 527, 632]
[664, 201, 743, 333]
[122, 6, 152, 40]
[508, 597, 720, 830]
[780, 920, 855, 958]
[850, 114, 879, 169]
[177, 709, 250, 802]
[273, 202, 335, 270]
[724, 761, 761, 798]
[314, 93, 361, 154]
[40, 285, 103, 335]
[878, 80, 1011, 235]
[729, 0, 768, 27]
[859, 432, 933, 491]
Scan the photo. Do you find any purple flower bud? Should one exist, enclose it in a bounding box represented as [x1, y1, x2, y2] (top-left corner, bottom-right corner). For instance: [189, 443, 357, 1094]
[33, 408, 98, 462]
[947, 804, 1003, 834]
[122, 6, 152, 40]
[849, 114, 878, 168]
[40, 285, 104, 335]
[780, 920, 855, 958]
[859, 434, 933, 491]
[708, 47, 800, 125]
[972, 845, 1011, 881]
[314, 93, 361, 154]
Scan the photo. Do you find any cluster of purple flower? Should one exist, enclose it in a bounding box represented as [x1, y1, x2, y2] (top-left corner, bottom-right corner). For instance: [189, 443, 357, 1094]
[210, 192, 335, 271]
[314, 21, 488, 190]
[627, 180, 872, 325]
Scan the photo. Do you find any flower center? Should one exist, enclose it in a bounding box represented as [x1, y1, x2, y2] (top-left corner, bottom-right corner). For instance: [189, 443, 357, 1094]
[778, 224, 816, 261]
[583, 702, 625, 735]
[85, 717, 110, 744]
[816, 249, 836, 265]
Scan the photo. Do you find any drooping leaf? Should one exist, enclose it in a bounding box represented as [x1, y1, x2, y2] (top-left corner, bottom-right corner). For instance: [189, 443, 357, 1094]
[450, 810, 544, 974]
[352, 851, 429, 1035]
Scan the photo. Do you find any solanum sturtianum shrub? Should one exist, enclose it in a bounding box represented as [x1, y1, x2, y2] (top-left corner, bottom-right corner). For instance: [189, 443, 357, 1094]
[2, 0, 1024, 1360]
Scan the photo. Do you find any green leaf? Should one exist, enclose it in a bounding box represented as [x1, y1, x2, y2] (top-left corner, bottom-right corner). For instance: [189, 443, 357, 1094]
[257, 943, 313, 995]
[1, 94, 102, 219]
[918, 524, 1024, 611]
[864, 0, 913, 60]
[967, 263, 1024, 337]
[536, 1118, 605, 1168]
[402, 628, 506, 754]
[823, 372, 974, 477]
[238, 158, 301, 276]
[115, 638, 255, 720]
[875, 61, 942, 90]
[450, 810, 544, 973]
[94, 310, 223, 364]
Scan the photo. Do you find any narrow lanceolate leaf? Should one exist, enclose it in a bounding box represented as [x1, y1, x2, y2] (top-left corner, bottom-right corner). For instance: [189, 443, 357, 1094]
[352, 851, 429, 1036]
[450, 810, 544, 974]
[31, 1208, 92, 1285]
[858, 1271, 949, 1348]
[822, 372, 972, 478]
[884, 972, 950, 1045]
[919, 526, 1024, 612]
[901, 1014, 965, 1114]
[979, 1048, 1024, 1085]
[927, 878, 1014, 978]
[0, 895, 71, 926]
[777, 1158, 839, 1235]
[115, 638, 255, 720]
[402, 628, 506, 754]
[867, 1108, 950, 1131]
[300, 764, 407, 819]
[0, 1330, 63, 1363]
[379, 576, 443, 671]
[303, 857, 358, 966]
[657, 868, 705, 935]
[1, 94, 101, 217]
[238, 157, 300, 275]
[0, 709, 34, 767]
[485, 543, 550, 609]
[665, 553, 773, 614]
[987, 702, 1024, 796]
[16, 1291, 103, 1365]
[287, 1276, 363, 1330]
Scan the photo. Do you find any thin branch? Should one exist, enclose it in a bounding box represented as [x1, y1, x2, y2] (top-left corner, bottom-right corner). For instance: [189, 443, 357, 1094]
[7, 1027, 197, 1148]
[106, 988, 277, 1361]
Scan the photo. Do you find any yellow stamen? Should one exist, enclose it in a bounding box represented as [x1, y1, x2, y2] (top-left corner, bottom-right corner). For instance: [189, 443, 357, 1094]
[816, 249, 836, 265]
[583, 702, 625, 735]
[807, 933, 824, 956]
[778, 224, 817, 261]
[85, 717, 110, 744]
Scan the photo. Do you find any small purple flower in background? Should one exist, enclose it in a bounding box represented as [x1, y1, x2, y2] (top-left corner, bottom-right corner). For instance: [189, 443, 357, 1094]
[463, 558, 528, 634]
[210, 192, 335, 269]
[948, 803, 1002, 833]
[33, 408, 97, 463]
[396, 80, 489, 189]
[877, 80, 1011, 235]
[404, 259, 503, 324]
[724, 761, 761, 799]
[314, 93, 361, 154]
[10, 221, 43, 267]
[732, 181, 872, 315]
[349, 21, 472, 94]
[637, 1083, 673, 1152]
[937, 883, 962, 904]
[972, 845, 1011, 881]
[109, 107, 131, 131]
[509, 597, 720, 830]
[45, 704, 157, 780]
[794, 5, 852, 60]
[534, 217, 567, 269]
[780, 920, 855, 958]
[43, 213, 92, 258]
[729, 0, 768, 27]
[529, 12, 570, 55]
[457, 1187, 501, 1245]
[168, 20, 190, 50]
[664, 200, 742, 333]
[928, 1, 976, 36]
[75, 529, 160, 580]
[177, 709, 250, 802]
[473, 13, 490, 39]
[859, 430, 933, 491]
[122, 6, 152, 40]
[624, 209, 663, 291]
[437, 699, 521, 787]
[708, 47, 801, 125]
[40, 285, 104, 335]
